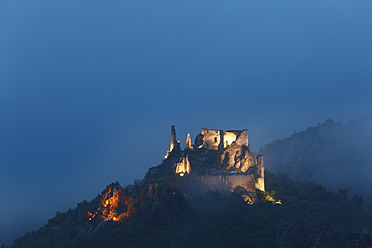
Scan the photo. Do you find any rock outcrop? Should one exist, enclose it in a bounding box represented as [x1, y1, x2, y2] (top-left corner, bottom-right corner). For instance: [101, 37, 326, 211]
[313, 222, 335, 248]
[194, 133, 204, 148]
[221, 143, 255, 172]
[88, 185, 136, 223]
[174, 154, 191, 175]
[276, 223, 303, 248]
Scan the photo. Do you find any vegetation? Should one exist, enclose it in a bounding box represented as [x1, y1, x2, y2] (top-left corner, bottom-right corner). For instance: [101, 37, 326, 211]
[7, 171, 372, 248]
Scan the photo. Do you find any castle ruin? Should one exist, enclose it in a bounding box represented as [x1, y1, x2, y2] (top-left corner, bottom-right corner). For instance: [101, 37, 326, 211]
[198, 128, 249, 150]
[163, 125, 265, 196]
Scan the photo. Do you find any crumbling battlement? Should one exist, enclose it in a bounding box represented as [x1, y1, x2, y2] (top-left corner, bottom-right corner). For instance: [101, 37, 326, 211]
[200, 128, 249, 150]
[164, 125, 265, 193]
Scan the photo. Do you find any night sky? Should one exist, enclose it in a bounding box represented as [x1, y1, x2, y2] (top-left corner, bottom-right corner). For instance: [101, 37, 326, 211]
[1, 0, 372, 245]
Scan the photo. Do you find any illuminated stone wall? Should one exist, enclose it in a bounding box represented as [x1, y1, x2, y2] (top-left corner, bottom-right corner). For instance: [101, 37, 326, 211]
[223, 131, 239, 148]
[234, 129, 249, 147]
[201, 128, 249, 150]
[199, 174, 256, 194]
[222, 130, 249, 148]
[201, 128, 222, 150]
[255, 155, 265, 191]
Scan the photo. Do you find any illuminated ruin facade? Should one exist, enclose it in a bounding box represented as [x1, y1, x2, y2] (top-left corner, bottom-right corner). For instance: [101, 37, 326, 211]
[88, 125, 266, 224]
[165, 125, 265, 193]
[200, 128, 249, 150]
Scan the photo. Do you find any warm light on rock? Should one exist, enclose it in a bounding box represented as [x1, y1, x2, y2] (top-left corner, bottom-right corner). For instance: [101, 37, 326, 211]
[175, 154, 191, 175]
[165, 125, 265, 200]
[185, 133, 193, 150]
[88, 185, 136, 223]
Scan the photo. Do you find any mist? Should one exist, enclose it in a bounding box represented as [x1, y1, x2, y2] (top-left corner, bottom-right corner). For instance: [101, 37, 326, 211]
[1, 0, 372, 245]
[261, 117, 372, 198]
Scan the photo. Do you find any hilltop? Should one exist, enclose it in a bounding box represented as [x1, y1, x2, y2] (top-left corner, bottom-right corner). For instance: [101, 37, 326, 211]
[5, 124, 372, 248]
[7, 172, 372, 248]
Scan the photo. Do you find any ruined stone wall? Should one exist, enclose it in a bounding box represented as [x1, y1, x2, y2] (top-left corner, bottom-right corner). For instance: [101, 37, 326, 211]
[200, 128, 248, 150]
[201, 128, 221, 150]
[199, 174, 256, 194]
[235, 129, 249, 147]
[222, 145, 255, 172]
[255, 155, 265, 191]
[223, 131, 239, 148]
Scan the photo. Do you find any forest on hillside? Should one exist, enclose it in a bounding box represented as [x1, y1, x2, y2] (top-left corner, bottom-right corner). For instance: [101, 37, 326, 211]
[6, 171, 372, 248]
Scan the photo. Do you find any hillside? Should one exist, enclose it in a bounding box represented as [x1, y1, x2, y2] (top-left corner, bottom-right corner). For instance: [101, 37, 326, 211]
[5, 172, 372, 248]
[259, 116, 372, 197]
[5, 122, 372, 248]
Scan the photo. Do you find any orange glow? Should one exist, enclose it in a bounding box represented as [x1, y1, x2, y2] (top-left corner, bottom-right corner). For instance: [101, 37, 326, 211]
[88, 186, 136, 223]
[241, 194, 254, 204]
[179, 173, 185, 177]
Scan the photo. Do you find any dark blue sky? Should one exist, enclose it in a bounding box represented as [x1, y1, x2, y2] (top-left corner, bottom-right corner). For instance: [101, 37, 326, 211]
[1, 0, 372, 244]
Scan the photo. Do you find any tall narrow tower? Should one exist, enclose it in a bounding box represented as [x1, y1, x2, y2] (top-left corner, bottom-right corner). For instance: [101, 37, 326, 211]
[255, 155, 265, 192]
[185, 133, 193, 150]
[170, 125, 177, 152]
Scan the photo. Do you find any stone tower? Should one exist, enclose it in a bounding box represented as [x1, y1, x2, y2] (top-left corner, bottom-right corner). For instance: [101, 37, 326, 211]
[255, 155, 265, 192]
[170, 125, 177, 152]
[185, 133, 193, 150]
